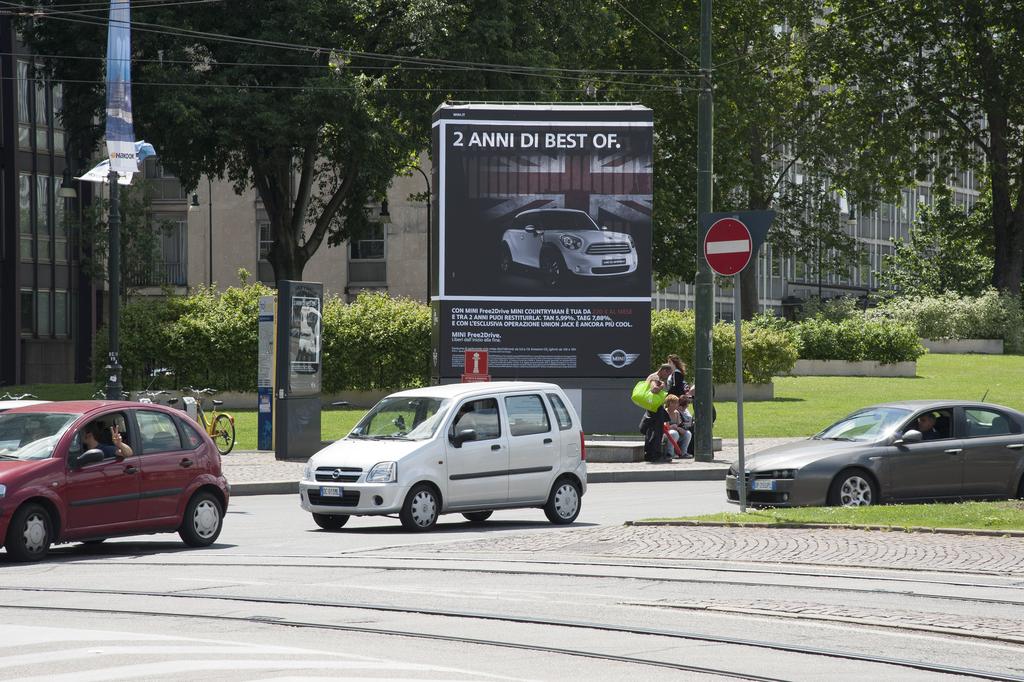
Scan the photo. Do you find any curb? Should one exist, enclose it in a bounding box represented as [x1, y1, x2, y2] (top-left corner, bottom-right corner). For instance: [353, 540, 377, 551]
[230, 467, 731, 496]
[626, 520, 1024, 538]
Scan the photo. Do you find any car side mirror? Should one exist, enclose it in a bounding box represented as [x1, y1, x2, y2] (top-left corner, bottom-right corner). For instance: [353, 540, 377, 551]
[449, 429, 476, 448]
[73, 448, 105, 468]
[895, 429, 923, 445]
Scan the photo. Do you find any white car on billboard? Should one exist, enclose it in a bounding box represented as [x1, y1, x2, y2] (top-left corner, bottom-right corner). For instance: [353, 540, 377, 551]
[499, 208, 638, 287]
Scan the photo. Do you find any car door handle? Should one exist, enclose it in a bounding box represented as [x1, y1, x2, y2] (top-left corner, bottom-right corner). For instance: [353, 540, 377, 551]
[491, 444, 501, 451]
[944, 448, 963, 454]
[124, 465, 138, 474]
[543, 438, 553, 444]
[1008, 444, 1024, 450]
[179, 458, 194, 468]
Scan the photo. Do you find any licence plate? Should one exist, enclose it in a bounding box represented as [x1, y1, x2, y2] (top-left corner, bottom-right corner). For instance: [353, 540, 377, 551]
[751, 479, 776, 491]
[319, 486, 343, 497]
[602, 258, 627, 265]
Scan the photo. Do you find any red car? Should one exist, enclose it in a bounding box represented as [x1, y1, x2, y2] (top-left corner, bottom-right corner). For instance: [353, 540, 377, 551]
[0, 401, 230, 562]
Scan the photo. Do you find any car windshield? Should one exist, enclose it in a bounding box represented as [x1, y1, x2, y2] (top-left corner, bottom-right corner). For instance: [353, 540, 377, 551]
[0, 412, 78, 461]
[350, 397, 451, 441]
[814, 407, 911, 442]
[532, 211, 599, 231]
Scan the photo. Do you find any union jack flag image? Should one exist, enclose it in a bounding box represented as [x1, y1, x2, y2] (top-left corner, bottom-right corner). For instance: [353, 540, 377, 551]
[464, 148, 652, 232]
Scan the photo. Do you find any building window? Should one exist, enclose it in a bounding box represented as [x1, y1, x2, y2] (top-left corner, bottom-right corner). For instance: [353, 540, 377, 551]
[37, 290, 51, 337]
[54, 176, 67, 262]
[34, 72, 49, 151]
[54, 291, 68, 337]
[17, 61, 31, 150]
[19, 173, 32, 261]
[350, 222, 385, 260]
[53, 83, 64, 153]
[258, 221, 272, 260]
[37, 175, 51, 263]
[20, 290, 34, 335]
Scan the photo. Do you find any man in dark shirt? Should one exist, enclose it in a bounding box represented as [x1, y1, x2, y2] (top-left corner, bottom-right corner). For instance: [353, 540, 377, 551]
[915, 412, 941, 440]
[82, 422, 133, 459]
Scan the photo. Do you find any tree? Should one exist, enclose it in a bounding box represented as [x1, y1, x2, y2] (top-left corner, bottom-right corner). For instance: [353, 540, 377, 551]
[606, 0, 943, 318]
[877, 190, 993, 297]
[75, 181, 174, 296]
[823, 1, 1024, 295]
[23, 1, 611, 282]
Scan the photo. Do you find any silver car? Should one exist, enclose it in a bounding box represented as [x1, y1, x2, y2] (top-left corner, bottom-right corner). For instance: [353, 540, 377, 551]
[726, 400, 1024, 507]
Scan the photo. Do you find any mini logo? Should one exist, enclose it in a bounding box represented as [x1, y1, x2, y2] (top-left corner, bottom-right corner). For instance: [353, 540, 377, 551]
[331, 468, 343, 480]
[598, 349, 639, 369]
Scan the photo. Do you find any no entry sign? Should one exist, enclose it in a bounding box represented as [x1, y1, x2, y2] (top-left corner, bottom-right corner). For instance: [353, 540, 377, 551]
[704, 218, 753, 276]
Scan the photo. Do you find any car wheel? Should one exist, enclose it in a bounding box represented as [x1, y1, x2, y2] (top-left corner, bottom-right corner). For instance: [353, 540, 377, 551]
[499, 244, 513, 274]
[828, 469, 878, 507]
[540, 251, 566, 288]
[462, 511, 493, 524]
[400, 484, 440, 531]
[178, 491, 224, 547]
[313, 513, 349, 530]
[5, 503, 52, 562]
[544, 478, 582, 524]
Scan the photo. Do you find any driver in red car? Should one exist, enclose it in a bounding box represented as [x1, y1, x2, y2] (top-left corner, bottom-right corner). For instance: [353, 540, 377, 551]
[82, 422, 133, 459]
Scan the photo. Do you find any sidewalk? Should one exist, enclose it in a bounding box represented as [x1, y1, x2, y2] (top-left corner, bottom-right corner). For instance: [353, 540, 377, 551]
[223, 437, 800, 496]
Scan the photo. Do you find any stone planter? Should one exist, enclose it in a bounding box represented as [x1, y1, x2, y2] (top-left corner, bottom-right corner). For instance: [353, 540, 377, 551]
[789, 359, 917, 377]
[921, 338, 1003, 355]
[712, 383, 774, 401]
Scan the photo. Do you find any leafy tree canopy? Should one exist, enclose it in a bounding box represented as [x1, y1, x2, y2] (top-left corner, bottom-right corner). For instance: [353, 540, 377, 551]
[23, 0, 612, 281]
[877, 190, 994, 298]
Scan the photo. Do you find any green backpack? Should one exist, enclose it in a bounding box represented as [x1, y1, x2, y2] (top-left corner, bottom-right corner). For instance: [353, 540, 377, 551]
[631, 379, 666, 412]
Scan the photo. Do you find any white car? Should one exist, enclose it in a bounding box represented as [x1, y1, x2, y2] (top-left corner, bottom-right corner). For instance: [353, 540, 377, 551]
[300, 381, 587, 531]
[499, 208, 638, 287]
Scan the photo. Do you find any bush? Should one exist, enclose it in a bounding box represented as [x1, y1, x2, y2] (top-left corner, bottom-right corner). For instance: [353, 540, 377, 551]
[868, 289, 1024, 353]
[96, 287, 431, 392]
[650, 309, 799, 383]
[795, 317, 925, 363]
[321, 292, 431, 391]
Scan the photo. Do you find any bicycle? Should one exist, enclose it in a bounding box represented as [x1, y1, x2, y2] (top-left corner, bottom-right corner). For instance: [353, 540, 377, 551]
[136, 368, 174, 404]
[1, 392, 38, 401]
[178, 387, 236, 455]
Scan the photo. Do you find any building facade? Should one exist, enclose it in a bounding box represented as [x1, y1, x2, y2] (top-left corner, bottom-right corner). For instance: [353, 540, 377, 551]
[0, 26, 99, 387]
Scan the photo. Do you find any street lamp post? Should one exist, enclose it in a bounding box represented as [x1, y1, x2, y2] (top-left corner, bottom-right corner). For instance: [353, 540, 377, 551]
[104, 169, 123, 400]
[207, 177, 213, 287]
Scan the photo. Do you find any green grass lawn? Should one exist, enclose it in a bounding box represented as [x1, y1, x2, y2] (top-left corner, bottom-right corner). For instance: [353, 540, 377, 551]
[230, 408, 365, 451]
[656, 500, 1024, 532]
[712, 353, 1024, 439]
[5, 353, 1023, 445]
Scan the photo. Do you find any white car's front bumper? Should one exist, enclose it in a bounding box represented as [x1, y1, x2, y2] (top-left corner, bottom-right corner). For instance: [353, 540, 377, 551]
[299, 480, 410, 516]
[562, 249, 638, 277]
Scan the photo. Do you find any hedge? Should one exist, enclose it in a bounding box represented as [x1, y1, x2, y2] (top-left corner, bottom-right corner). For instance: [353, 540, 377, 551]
[651, 309, 799, 383]
[793, 317, 925, 363]
[867, 289, 1024, 353]
[95, 287, 430, 392]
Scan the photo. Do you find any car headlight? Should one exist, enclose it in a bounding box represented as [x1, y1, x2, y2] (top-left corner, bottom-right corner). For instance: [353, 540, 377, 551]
[303, 461, 314, 481]
[366, 461, 397, 483]
[559, 234, 582, 250]
[0, 484, 5, 498]
[628, 235, 635, 249]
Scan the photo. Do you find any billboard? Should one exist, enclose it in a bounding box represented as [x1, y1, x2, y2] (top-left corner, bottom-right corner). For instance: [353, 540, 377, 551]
[432, 103, 653, 379]
[275, 280, 323, 396]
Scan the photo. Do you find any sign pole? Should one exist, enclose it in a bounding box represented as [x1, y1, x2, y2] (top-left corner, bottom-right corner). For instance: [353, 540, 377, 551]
[734, 274, 747, 513]
[693, 0, 715, 462]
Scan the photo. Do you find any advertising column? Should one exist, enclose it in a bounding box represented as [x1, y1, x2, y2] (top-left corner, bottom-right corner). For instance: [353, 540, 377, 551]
[274, 281, 323, 460]
[431, 104, 653, 432]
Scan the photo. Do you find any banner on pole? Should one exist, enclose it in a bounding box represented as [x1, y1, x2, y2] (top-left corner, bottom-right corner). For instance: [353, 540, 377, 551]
[105, 0, 137, 174]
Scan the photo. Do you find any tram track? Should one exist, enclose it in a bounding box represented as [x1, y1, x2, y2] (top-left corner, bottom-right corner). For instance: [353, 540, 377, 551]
[1, 585, 1022, 680]
[34, 553, 1024, 610]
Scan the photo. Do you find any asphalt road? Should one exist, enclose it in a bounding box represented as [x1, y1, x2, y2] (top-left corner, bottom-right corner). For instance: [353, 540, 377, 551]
[3, 482, 1022, 680]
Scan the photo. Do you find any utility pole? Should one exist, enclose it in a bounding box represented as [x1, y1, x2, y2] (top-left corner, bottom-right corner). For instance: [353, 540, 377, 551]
[693, 0, 715, 461]
[104, 170, 123, 400]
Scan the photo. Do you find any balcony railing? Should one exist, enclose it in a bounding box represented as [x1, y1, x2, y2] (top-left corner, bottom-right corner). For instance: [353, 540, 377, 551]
[126, 260, 187, 288]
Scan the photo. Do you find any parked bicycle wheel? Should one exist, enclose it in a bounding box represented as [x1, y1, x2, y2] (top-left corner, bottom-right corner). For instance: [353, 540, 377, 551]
[211, 414, 236, 455]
